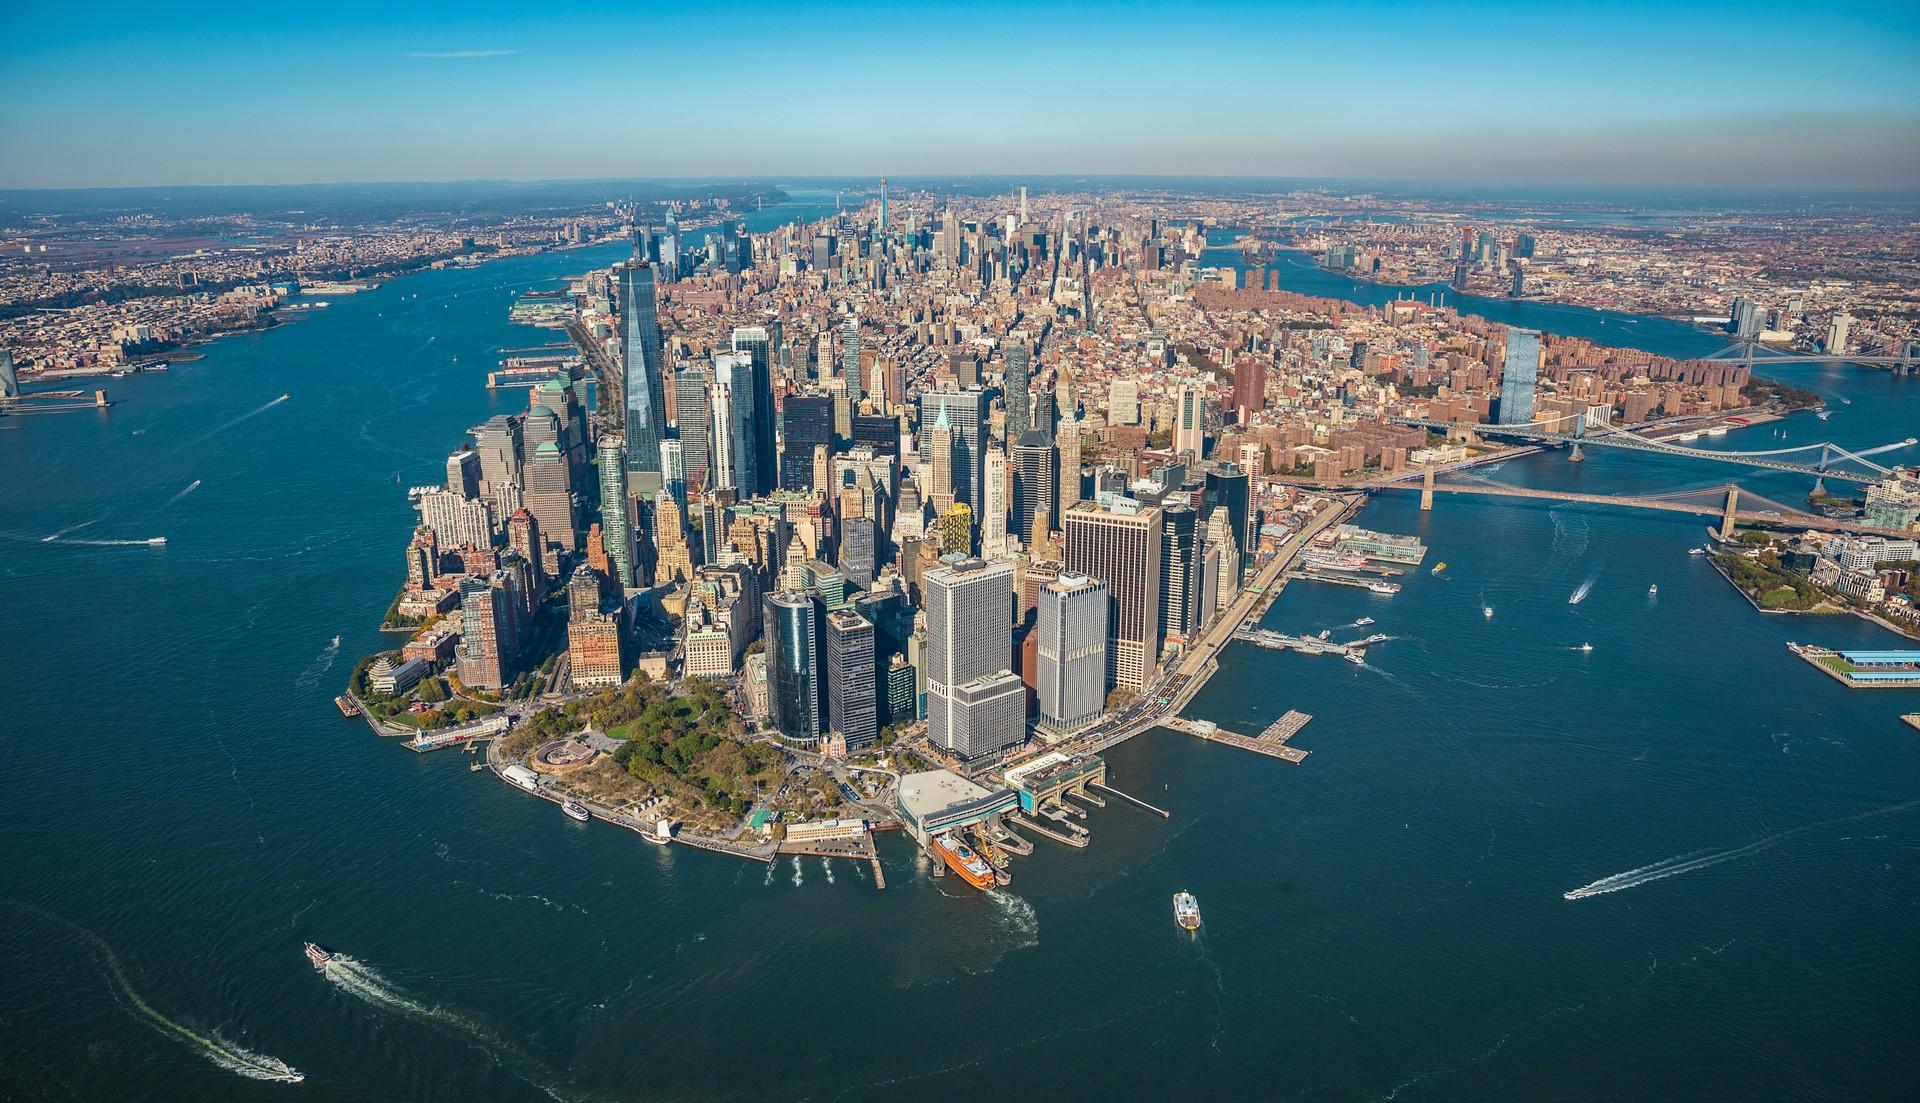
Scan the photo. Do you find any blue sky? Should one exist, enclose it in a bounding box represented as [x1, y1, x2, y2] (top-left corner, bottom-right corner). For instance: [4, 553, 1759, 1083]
[3, 0, 1917, 189]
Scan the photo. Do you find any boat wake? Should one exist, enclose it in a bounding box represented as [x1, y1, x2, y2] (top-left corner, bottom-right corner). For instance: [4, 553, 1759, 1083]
[1563, 798, 1920, 901]
[158, 479, 202, 511]
[7, 904, 302, 1083]
[1568, 577, 1595, 605]
[294, 636, 341, 689]
[41, 519, 100, 542]
[820, 857, 835, 884]
[164, 394, 290, 458]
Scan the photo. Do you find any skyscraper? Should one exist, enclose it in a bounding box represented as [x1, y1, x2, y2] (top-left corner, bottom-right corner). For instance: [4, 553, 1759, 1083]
[708, 376, 738, 493]
[980, 448, 1009, 557]
[620, 259, 667, 491]
[1202, 462, 1251, 572]
[522, 441, 577, 553]
[1011, 430, 1056, 547]
[0, 349, 18, 400]
[1498, 327, 1541, 426]
[660, 439, 686, 508]
[456, 574, 513, 690]
[673, 366, 712, 491]
[598, 439, 637, 588]
[1064, 498, 1163, 692]
[782, 395, 833, 490]
[1232, 355, 1266, 425]
[472, 414, 522, 499]
[919, 389, 990, 509]
[1003, 342, 1032, 438]
[1056, 418, 1083, 518]
[1036, 573, 1107, 737]
[764, 590, 823, 745]
[825, 609, 878, 753]
[840, 320, 862, 389]
[1173, 378, 1206, 458]
[730, 325, 777, 496]
[712, 351, 759, 496]
[1159, 502, 1206, 649]
[924, 558, 1024, 760]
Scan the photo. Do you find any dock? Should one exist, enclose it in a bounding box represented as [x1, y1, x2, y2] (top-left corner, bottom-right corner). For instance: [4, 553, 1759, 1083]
[1788, 644, 1920, 688]
[1090, 781, 1170, 818]
[1286, 571, 1398, 594]
[1163, 711, 1313, 764]
[1010, 813, 1089, 848]
[1903, 714, 1920, 733]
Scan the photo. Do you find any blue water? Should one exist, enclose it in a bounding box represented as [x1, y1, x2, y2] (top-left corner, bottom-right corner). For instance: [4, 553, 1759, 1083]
[1, 241, 1915, 1100]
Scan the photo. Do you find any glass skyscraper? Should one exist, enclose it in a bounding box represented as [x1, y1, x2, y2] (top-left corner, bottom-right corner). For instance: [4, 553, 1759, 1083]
[620, 260, 667, 490]
[1003, 342, 1032, 439]
[1498, 327, 1541, 426]
[730, 326, 776, 498]
[764, 590, 823, 745]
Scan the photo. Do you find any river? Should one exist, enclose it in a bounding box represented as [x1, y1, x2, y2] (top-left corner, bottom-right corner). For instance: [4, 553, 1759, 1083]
[0, 235, 1914, 1101]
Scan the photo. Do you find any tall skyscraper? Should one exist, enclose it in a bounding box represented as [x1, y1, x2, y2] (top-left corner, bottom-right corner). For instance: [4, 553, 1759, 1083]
[711, 351, 759, 496]
[1, 349, 19, 400]
[708, 377, 738, 493]
[1011, 430, 1057, 547]
[598, 439, 637, 588]
[1232, 355, 1266, 425]
[919, 389, 990, 509]
[1056, 418, 1083, 518]
[730, 326, 777, 496]
[473, 414, 522, 499]
[782, 395, 834, 491]
[1064, 499, 1163, 692]
[1203, 462, 1251, 572]
[1203, 506, 1240, 611]
[840, 320, 862, 389]
[659, 439, 686, 509]
[1036, 573, 1107, 737]
[980, 448, 1009, 557]
[456, 574, 513, 690]
[1498, 327, 1541, 426]
[764, 591, 823, 745]
[1003, 342, 1032, 438]
[1173, 378, 1206, 458]
[1159, 503, 1204, 648]
[673, 366, 712, 492]
[522, 442, 577, 553]
[825, 609, 878, 753]
[619, 260, 667, 491]
[924, 558, 1024, 760]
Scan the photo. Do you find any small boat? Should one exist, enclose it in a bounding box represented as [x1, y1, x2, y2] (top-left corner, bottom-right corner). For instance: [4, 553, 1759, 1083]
[1579, 643, 1594, 652]
[1318, 629, 1332, 640]
[1355, 617, 1375, 626]
[1173, 891, 1202, 931]
[331, 634, 341, 647]
[1648, 584, 1658, 596]
[1816, 410, 1831, 420]
[1344, 652, 1365, 665]
[146, 536, 167, 546]
[562, 800, 591, 822]
[304, 942, 333, 970]
[1483, 605, 1494, 618]
[1688, 547, 1706, 557]
[1430, 562, 1447, 575]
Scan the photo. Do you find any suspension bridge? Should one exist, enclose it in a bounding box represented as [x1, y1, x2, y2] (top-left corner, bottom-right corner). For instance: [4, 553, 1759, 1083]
[1703, 335, 1920, 374]
[1386, 474, 1908, 538]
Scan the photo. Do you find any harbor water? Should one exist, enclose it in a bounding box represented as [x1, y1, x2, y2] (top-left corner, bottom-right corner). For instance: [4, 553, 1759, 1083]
[1, 235, 1915, 1100]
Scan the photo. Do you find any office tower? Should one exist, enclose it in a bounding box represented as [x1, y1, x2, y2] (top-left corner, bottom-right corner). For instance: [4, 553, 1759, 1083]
[825, 609, 878, 753]
[1826, 313, 1852, 355]
[711, 351, 760, 496]
[1019, 185, 1028, 224]
[840, 320, 862, 388]
[660, 439, 686, 509]
[1202, 462, 1251, 569]
[924, 558, 1024, 760]
[1064, 499, 1163, 691]
[597, 440, 637, 588]
[445, 451, 480, 499]
[0, 349, 16, 400]
[1173, 379, 1205, 458]
[980, 448, 1009, 557]
[1159, 503, 1204, 648]
[840, 515, 878, 586]
[764, 591, 823, 745]
[1036, 573, 1108, 737]
[505, 509, 546, 588]
[619, 260, 667, 490]
[1515, 232, 1536, 258]
[851, 412, 901, 456]
[522, 442, 577, 552]
[566, 565, 623, 688]
[885, 657, 915, 725]
[1056, 419, 1082, 518]
[473, 414, 522, 498]
[939, 503, 974, 557]
[708, 375, 737, 492]
[456, 575, 513, 690]
[1510, 266, 1525, 298]
[1011, 430, 1057, 547]
[1232, 355, 1266, 425]
[673, 366, 712, 491]
[782, 395, 833, 490]
[925, 405, 957, 511]
[1108, 379, 1140, 426]
[1497, 328, 1541, 426]
[1003, 342, 1032, 438]
[919, 389, 989, 509]
[731, 326, 777, 495]
[418, 489, 495, 550]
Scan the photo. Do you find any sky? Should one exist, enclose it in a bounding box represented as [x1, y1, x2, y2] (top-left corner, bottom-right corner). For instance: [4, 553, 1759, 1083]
[3, 0, 1918, 191]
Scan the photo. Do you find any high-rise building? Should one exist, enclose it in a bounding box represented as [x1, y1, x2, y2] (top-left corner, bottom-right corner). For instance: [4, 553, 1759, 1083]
[711, 352, 759, 496]
[825, 609, 878, 753]
[1232, 356, 1266, 425]
[1036, 573, 1107, 737]
[0, 349, 16, 400]
[924, 558, 1024, 760]
[597, 439, 636, 588]
[566, 565, 623, 688]
[673, 366, 712, 491]
[730, 326, 777, 495]
[1203, 462, 1251, 571]
[1011, 430, 1057, 546]
[445, 450, 480, 499]
[939, 502, 974, 557]
[659, 439, 686, 508]
[1056, 419, 1083, 518]
[1173, 379, 1206, 459]
[456, 574, 513, 690]
[1064, 499, 1163, 692]
[1498, 328, 1541, 426]
[782, 395, 834, 490]
[418, 489, 495, 550]
[1826, 313, 1853, 355]
[1003, 342, 1032, 438]
[522, 442, 577, 553]
[764, 590, 823, 745]
[839, 515, 878, 586]
[980, 448, 1009, 557]
[919, 389, 990, 509]
[839, 320, 862, 388]
[473, 414, 522, 499]
[619, 260, 667, 491]
[1203, 506, 1241, 611]
[1159, 503, 1204, 648]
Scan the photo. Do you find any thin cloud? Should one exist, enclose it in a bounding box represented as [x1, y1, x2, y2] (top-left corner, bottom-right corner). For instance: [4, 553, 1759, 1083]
[402, 49, 521, 59]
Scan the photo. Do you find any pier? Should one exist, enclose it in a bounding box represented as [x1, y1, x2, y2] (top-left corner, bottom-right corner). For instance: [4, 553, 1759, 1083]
[1162, 712, 1314, 764]
[1287, 571, 1398, 594]
[1010, 812, 1089, 848]
[1090, 781, 1170, 817]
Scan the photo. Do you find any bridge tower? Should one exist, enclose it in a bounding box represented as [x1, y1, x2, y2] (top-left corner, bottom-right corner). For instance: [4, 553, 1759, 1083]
[1719, 485, 1740, 541]
[1568, 413, 1586, 463]
[1420, 463, 1435, 512]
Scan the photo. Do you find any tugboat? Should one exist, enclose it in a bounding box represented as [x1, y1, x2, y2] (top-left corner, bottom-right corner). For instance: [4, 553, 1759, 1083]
[1173, 891, 1202, 931]
[304, 942, 333, 970]
[562, 800, 591, 823]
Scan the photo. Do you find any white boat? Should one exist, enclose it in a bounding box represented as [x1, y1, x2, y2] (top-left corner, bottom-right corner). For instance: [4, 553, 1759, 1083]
[146, 536, 167, 546]
[1579, 643, 1594, 652]
[562, 800, 590, 822]
[1344, 652, 1365, 665]
[1677, 431, 1701, 442]
[1483, 605, 1494, 618]
[1689, 547, 1706, 557]
[1648, 584, 1658, 595]
[1173, 891, 1202, 931]
[1355, 617, 1375, 626]
[1707, 425, 1728, 436]
[1367, 580, 1401, 595]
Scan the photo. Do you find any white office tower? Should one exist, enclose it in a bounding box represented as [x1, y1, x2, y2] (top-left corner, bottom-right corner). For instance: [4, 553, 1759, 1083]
[980, 448, 1010, 557]
[1173, 378, 1205, 459]
[924, 558, 1025, 761]
[1037, 573, 1108, 738]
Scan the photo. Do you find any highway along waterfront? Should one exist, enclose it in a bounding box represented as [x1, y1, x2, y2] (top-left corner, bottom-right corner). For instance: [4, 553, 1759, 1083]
[1, 240, 1915, 1101]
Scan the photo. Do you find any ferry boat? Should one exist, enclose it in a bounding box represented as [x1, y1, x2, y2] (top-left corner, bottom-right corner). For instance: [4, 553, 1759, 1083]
[1707, 424, 1729, 436]
[1344, 652, 1365, 665]
[303, 942, 333, 970]
[1367, 580, 1401, 595]
[562, 800, 591, 822]
[1689, 547, 1706, 556]
[1173, 891, 1202, 931]
[931, 833, 998, 891]
[1355, 617, 1375, 626]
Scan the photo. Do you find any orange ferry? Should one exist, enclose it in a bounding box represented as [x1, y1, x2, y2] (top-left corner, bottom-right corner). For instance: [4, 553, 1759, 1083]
[931, 833, 998, 891]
